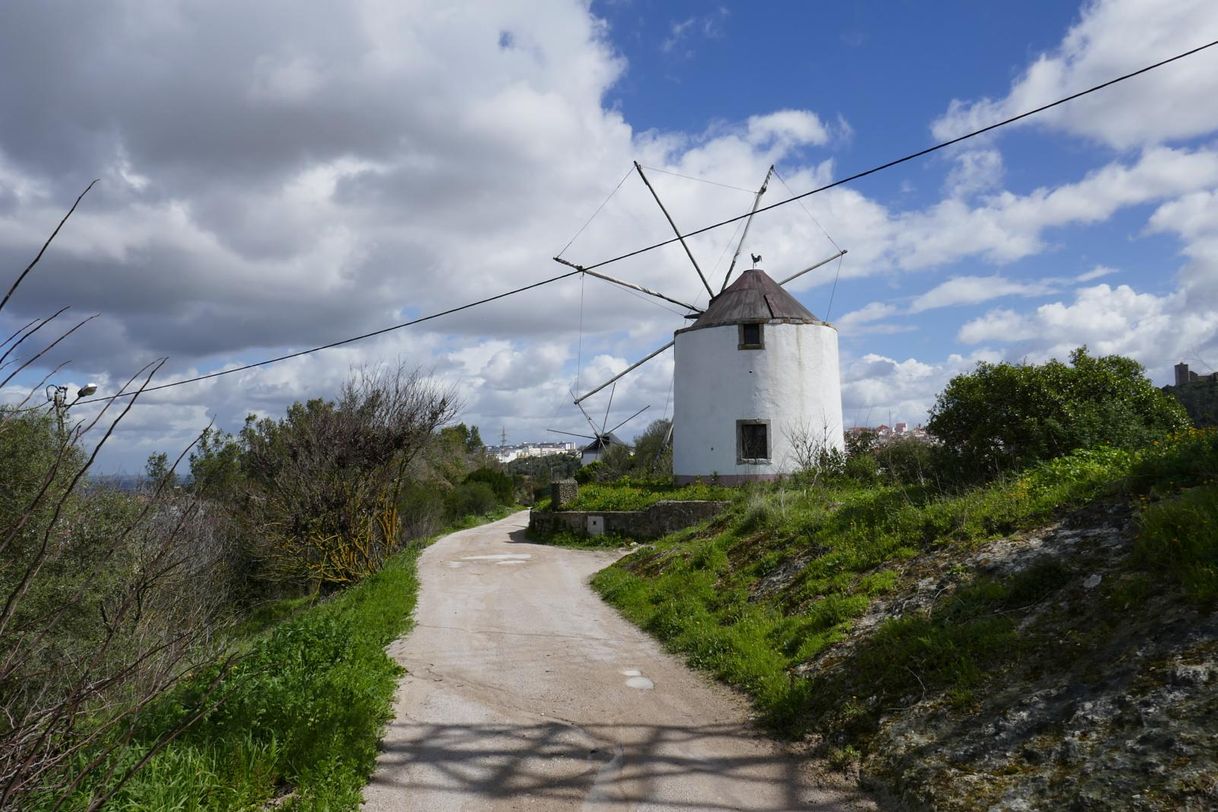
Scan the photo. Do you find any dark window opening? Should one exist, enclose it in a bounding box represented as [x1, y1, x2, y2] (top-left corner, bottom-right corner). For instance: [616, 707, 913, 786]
[737, 420, 770, 463]
[739, 322, 764, 349]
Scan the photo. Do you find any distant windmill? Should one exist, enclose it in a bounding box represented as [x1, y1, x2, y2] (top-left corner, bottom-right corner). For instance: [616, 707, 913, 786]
[548, 382, 649, 466]
[554, 162, 847, 483]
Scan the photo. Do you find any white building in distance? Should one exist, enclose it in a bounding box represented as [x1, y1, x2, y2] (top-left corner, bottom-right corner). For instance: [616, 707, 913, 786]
[489, 441, 577, 464]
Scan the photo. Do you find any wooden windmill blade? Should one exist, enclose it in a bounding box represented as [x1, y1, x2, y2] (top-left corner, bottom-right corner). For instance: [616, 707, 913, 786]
[776, 249, 848, 287]
[721, 165, 774, 293]
[633, 161, 715, 299]
[552, 259, 702, 314]
[547, 428, 596, 440]
[599, 383, 617, 435]
[570, 388, 606, 437]
[606, 405, 649, 436]
[573, 339, 674, 405]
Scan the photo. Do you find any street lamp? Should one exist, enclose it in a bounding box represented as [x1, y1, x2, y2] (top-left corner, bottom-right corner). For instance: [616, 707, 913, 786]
[45, 383, 98, 436]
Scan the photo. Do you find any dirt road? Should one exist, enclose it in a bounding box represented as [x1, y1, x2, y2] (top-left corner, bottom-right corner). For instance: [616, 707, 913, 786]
[363, 511, 869, 811]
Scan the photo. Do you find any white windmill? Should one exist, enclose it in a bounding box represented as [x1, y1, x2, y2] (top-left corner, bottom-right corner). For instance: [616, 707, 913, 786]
[556, 163, 846, 484]
[548, 383, 649, 466]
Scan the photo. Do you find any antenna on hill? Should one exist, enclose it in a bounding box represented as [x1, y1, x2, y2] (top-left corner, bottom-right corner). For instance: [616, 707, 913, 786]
[500, 426, 507, 446]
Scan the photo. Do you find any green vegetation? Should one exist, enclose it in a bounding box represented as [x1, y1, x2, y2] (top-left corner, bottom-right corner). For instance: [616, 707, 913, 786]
[3, 360, 521, 807]
[1135, 480, 1218, 605]
[538, 478, 734, 512]
[58, 542, 423, 810]
[1166, 378, 1218, 427]
[592, 429, 1217, 748]
[929, 347, 1189, 481]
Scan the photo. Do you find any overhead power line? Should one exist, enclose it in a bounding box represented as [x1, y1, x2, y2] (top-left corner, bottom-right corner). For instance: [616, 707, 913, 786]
[575, 37, 1218, 273]
[55, 37, 1218, 407]
[76, 269, 580, 405]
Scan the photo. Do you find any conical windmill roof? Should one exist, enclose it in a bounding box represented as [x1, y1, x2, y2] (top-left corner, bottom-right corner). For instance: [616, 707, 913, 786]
[676, 269, 825, 334]
[581, 432, 628, 453]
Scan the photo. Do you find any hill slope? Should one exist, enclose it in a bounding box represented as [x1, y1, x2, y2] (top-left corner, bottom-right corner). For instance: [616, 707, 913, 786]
[592, 433, 1218, 809]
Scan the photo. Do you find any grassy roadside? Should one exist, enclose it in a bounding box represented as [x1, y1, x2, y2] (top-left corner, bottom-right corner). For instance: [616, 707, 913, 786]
[532, 479, 734, 512]
[590, 430, 1218, 746]
[51, 507, 519, 811]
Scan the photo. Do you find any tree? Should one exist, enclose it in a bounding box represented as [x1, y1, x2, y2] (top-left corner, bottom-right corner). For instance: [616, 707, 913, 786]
[145, 451, 177, 489]
[928, 347, 1189, 479]
[228, 363, 458, 589]
[631, 419, 672, 478]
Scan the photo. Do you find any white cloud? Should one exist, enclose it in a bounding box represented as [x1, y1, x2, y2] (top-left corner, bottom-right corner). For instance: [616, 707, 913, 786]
[746, 110, 831, 149]
[956, 282, 1218, 383]
[931, 0, 1218, 149]
[840, 350, 1000, 428]
[944, 149, 1004, 198]
[660, 8, 729, 55]
[909, 275, 1056, 313]
[1076, 264, 1116, 282]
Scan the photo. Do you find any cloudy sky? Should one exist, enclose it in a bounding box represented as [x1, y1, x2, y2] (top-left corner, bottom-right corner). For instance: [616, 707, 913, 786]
[2, 0, 1217, 471]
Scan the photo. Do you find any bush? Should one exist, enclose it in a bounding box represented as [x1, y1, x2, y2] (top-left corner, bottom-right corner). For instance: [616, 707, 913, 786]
[70, 544, 425, 810]
[874, 438, 938, 487]
[463, 467, 514, 504]
[1135, 483, 1218, 605]
[574, 460, 604, 484]
[445, 481, 498, 518]
[929, 347, 1188, 481]
[189, 363, 458, 590]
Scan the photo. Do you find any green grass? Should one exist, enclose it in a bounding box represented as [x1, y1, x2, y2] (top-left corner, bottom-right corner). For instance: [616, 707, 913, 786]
[537, 480, 734, 512]
[527, 528, 632, 549]
[1135, 482, 1218, 605]
[56, 546, 421, 811]
[50, 508, 523, 811]
[591, 434, 1218, 746]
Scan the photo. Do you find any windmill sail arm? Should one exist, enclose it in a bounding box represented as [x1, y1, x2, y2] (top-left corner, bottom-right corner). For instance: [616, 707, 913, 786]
[776, 249, 847, 287]
[574, 340, 674, 405]
[553, 257, 701, 313]
[607, 404, 649, 435]
[634, 162, 715, 298]
[585, 266, 702, 313]
[722, 165, 774, 293]
[547, 428, 596, 439]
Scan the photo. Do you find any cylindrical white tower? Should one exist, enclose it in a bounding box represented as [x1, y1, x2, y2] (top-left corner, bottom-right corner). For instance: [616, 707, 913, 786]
[673, 269, 844, 484]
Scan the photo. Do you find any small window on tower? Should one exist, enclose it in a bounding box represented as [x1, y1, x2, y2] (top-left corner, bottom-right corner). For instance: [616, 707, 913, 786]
[737, 420, 770, 463]
[739, 322, 764, 350]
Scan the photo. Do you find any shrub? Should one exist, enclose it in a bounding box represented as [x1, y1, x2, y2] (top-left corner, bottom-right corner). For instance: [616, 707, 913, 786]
[189, 363, 459, 590]
[463, 467, 514, 504]
[445, 481, 498, 518]
[573, 460, 604, 484]
[1134, 483, 1218, 605]
[928, 347, 1188, 481]
[874, 437, 938, 487]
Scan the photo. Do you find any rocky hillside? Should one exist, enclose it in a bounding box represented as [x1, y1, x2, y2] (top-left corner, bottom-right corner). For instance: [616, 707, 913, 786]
[591, 433, 1218, 810]
[805, 501, 1216, 810]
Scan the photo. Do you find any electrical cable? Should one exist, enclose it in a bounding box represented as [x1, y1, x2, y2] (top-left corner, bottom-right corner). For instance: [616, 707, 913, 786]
[75, 269, 581, 405]
[772, 167, 843, 254]
[37, 38, 1218, 409]
[573, 38, 1218, 273]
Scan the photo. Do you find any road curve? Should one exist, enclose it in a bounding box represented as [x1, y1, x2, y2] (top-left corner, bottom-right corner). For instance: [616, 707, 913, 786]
[363, 511, 871, 811]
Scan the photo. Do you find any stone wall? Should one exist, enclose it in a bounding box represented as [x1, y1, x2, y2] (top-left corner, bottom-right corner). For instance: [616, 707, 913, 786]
[528, 500, 728, 541]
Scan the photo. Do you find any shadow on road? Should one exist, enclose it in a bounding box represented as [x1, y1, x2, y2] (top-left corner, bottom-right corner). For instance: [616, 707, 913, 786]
[367, 718, 855, 810]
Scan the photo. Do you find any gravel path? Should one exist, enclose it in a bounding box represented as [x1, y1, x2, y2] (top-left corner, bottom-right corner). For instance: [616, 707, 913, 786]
[362, 511, 870, 811]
